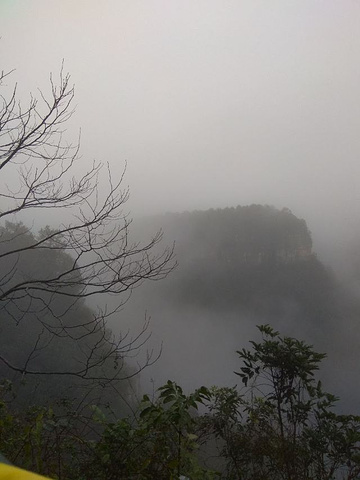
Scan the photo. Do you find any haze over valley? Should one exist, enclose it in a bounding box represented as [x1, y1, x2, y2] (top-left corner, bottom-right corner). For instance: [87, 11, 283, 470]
[2, 3, 360, 477]
[2, 0, 360, 405]
[113, 205, 360, 412]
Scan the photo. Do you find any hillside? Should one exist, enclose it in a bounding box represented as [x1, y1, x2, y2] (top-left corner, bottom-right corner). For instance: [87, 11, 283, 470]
[119, 205, 359, 408]
[138, 205, 337, 324]
[162, 204, 313, 265]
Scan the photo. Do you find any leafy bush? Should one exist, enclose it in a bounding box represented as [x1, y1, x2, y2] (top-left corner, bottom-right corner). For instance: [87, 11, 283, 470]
[2, 327, 360, 480]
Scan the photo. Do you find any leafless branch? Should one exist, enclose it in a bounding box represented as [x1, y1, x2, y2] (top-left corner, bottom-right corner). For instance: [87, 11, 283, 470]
[0, 65, 176, 395]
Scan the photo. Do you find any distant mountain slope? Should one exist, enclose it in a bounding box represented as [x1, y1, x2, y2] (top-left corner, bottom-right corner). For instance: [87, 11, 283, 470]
[139, 205, 336, 323]
[161, 204, 313, 264]
[122, 205, 360, 407]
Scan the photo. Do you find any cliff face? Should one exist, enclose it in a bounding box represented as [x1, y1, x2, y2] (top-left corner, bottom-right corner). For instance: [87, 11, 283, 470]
[140, 205, 334, 321]
[158, 204, 313, 266]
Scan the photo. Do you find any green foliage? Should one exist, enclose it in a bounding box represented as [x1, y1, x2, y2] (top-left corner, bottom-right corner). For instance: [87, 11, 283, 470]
[2, 327, 360, 480]
[206, 325, 360, 479]
[88, 380, 216, 479]
[0, 384, 85, 479]
[0, 379, 217, 479]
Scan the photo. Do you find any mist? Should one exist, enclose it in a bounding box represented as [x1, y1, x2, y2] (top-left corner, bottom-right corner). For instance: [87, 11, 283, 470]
[2, 1, 360, 413]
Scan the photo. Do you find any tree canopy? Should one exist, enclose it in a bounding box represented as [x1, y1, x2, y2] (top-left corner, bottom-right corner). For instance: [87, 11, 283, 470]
[2, 326, 360, 479]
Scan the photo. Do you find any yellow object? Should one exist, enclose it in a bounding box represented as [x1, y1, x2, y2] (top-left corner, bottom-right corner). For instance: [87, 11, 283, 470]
[0, 463, 49, 479]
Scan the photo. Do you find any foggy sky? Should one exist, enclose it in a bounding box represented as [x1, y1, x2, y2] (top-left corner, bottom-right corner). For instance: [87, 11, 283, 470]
[3, 1, 360, 410]
[1, 0, 360, 258]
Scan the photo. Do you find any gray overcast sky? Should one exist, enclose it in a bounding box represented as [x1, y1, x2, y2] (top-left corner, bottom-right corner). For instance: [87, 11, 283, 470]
[1, 0, 360, 252]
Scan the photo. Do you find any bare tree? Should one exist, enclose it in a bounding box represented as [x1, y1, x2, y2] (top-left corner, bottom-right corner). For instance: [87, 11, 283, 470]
[0, 65, 175, 389]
